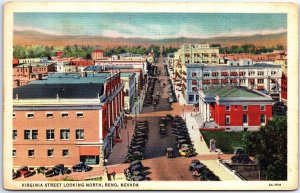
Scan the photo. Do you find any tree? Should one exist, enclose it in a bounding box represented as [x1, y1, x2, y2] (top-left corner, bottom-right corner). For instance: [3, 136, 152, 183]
[242, 116, 287, 180]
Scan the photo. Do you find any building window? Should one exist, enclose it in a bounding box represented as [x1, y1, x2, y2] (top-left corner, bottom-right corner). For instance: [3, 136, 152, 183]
[13, 113, 16, 119]
[258, 71, 264, 76]
[260, 105, 265, 111]
[258, 79, 264, 84]
[61, 112, 69, 118]
[260, 114, 266, 124]
[235, 105, 238, 110]
[76, 129, 84, 140]
[76, 112, 84, 118]
[46, 112, 54, 118]
[12, 149, 16, 157]
[24, 130, 31, 140]
[243, 105, 248, 111]
[60, 129, 70, 140]
[243, 115, 248, 124]
[13, 130, 17, 140]
[192, 72, 197, 77]
[46, 129, 55, 140]
[62, 149, 69, 157]
[28, 149, 35, 157]
[226, 105, 230, 111]
[188, 95, 194, 102]
[26, 113, 34, 119]
[47, 149, 54, 157]
[225, 115, 230, 125]
[31, 130, 38, 140]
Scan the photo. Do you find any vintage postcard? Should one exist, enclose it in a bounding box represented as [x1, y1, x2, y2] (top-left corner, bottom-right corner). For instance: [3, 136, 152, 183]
[3, 1, 298, 190]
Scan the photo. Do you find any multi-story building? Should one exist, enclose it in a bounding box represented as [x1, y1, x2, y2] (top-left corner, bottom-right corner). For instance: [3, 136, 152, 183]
[92, 50, 104, 60]
[120, 72, 136, 114]
[13, 62, 56, 87]
[13, 72, 124, 167]
[18, 58, 41, 64]
[281, 73, 287, 102]
[181, 59, 282, 104]
[199, 86, 274, 131]
[274, 58, 287, 74]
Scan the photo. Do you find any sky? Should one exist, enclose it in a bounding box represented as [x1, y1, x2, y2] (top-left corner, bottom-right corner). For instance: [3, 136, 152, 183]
[14, 13, 287, 39]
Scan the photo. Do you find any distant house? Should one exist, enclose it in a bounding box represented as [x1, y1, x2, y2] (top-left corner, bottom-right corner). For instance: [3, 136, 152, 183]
[92, 50, 104, 60]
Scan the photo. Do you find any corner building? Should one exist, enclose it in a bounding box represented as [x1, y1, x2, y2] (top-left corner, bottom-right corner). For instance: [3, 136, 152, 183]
[13, 72, 124, 167]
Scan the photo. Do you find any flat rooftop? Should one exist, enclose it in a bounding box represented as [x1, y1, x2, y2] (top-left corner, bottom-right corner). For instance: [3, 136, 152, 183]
[203, 86, 265, 98]
[120, 72, 135, 77]
[14, 62, 55, 67]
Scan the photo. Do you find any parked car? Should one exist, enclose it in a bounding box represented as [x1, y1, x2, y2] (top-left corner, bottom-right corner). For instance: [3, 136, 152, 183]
[18, 166, 35, 178]
[72, 162, 92, 172]
[12, 169, 21, 179]
[45, 164, 71, 177]
[166, 147, 174, 158]
[189, 160, 202, 171]
[231, 154, 253, 164]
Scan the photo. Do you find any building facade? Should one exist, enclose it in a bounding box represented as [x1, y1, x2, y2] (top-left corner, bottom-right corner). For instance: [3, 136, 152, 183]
[13, 72, 124, 167]
[13, 62, 56, 87]
[92, 50, 104, 60]
[120, 72, 136, 114]
[199, 86, 274, 131]
[181, 60, 282, 104]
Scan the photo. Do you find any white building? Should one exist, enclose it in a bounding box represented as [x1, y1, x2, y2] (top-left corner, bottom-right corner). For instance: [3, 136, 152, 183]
[120, 72, 136, 114]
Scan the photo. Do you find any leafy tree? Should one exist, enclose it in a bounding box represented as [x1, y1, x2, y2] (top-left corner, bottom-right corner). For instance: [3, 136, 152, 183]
[242, 116, 287, 180]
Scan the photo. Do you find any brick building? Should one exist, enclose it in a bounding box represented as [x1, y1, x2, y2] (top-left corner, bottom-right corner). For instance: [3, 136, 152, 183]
[281, 73, 287, 102]
[199, 86, 274, 131]
[92, 50, 104, 60]
[13, 72, 124, 167]
[13, 62, 56, 87]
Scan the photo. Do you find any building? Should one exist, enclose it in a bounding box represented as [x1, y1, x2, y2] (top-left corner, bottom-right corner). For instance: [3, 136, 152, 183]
[13, 72, 124, 167]
[274, 58, 287, 74]
[18, 58, 41, 64]
[94, 57, 148, 75]
[56, 51, 64, 57]
[120, 72, 136, 114]
[92, 50, 104, 60]
[70, 58, 93, 67]
[13, 62, 56, 87]
[180, 60, 282, 104]
[281, 73, 287, 102]
[199, 86, 274, 131]
[13, 58, 19, 66]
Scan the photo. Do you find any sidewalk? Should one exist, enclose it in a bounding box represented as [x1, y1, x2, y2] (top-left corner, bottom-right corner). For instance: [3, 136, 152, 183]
[182, 112, 211, 155]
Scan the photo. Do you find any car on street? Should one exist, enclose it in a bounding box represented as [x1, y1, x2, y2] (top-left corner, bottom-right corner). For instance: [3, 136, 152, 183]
[166, 147, 174, 158]
[18, 166, 35, 178]
[72, 162, 92, 172]
[231, 154, 253, 164]
[189, 160, 202, 171]
[45, 164, 71, 177]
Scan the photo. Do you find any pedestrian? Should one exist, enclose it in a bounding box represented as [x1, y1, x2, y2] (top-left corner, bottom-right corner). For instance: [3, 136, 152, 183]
[192, 126, 193, 130]
[112, 171, 116, 180]
[200, 136, 203, 142]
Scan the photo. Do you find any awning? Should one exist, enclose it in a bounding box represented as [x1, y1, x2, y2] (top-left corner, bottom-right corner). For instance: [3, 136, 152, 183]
[79, 146, 100, 156]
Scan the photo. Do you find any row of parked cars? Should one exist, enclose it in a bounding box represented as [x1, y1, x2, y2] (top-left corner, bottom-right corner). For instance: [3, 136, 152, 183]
[125, 121, 149, 163]
[164, 64, 170, 76]
[171, 116, 197, 157]
[149, 65, 159, 77]
[13, 162, 92, 179]
[124, 160, 147, 181]
[167, 78, 177, 103]
[143, 77, 156, 107]
[189, 160, 220, 181]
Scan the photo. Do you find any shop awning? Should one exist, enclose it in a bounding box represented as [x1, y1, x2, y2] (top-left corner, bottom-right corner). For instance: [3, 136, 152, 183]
[79, 146, 100, 156]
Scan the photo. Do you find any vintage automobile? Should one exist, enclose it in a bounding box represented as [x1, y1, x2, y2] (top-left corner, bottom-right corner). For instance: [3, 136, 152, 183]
[72, 162, 92, 172]
[159, 126, 167, 137]
[231, 154, 253, 164]
[166, 147, 174, 158]
[189, 160, 202, 171]
[130, 160, 143, 168]
[18, 166, 35, 178]
[45, 164, 71, 177]
[126, 151, 144, 162]
[192, 165, 208, 177]
[179, 146, 196, 157]
[12, 169, 21, 179]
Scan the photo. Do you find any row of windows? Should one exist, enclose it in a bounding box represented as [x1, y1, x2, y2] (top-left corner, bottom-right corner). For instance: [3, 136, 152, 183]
[225, 105, 265, 111]
[12, 149, 69, 158]
[225, 114, 266, 125]
[13, 112, 84, 119]
[13, 129, 84, 140]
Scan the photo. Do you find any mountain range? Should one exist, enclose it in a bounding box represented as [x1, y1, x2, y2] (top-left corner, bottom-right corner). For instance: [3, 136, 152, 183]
[14, 30, 287, 48]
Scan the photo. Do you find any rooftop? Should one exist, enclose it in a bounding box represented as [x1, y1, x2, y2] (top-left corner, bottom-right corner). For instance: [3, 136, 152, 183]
[13, 83, 104, 99]
[30, 72, 111, 85]
[120, 72, 135, 77]
[14, 62, 55, 68]
[203, 86, 265, 98]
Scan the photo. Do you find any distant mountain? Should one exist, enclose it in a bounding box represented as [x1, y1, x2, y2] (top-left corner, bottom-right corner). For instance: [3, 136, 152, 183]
[13, 30, 287, 48]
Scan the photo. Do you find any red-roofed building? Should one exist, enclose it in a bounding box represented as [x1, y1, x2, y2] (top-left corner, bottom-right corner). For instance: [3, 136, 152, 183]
[13, 58, 19, 66]
[70, 58, 94, 67]
[92, 50, 104, 60]
[56, 51, 64, 57]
